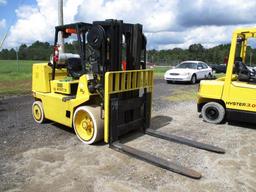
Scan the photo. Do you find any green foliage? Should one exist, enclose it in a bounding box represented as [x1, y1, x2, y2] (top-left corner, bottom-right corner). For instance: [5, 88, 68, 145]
[1, 41, 256, 67]
[0, 41, 87, 61]
[0, 41, 233, 64]
[148, 43, 232, 65]
[0, 41, 52, 60]
[0, 48, 16, 59]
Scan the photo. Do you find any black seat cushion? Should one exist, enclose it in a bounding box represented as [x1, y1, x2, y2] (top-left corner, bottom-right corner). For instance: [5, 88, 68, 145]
[67, 58, 83, 79]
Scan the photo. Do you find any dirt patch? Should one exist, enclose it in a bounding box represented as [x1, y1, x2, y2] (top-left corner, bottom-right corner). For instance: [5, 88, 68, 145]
[0, 79, 31, 95]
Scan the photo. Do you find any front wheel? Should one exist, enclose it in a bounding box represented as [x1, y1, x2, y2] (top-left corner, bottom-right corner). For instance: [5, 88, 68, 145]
[190, 74, 197, 84]
[73, 106, 103, 144]
[207, 72, 213, 79]
[201, 102, 225, 124]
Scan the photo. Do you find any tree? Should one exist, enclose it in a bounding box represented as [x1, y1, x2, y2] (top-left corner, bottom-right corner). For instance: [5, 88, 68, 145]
[19, 44, 28, 60]
[189, 44, 204, 60]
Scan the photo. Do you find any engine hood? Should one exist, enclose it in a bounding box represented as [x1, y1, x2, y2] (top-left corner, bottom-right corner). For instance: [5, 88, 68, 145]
[166, 68, 197, 74]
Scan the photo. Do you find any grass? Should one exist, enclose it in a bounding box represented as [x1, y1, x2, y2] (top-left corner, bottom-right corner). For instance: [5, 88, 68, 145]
[153, 66, 170, 78]
[0, 60, 46, 95]
[214, 73, 225, 78]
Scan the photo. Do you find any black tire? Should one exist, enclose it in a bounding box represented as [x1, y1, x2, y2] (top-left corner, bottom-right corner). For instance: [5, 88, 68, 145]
[201, 102, 225, 124]
[190, 74, 197, 84]
[166, 80, 172, 84]
[207, 73, 212, 79]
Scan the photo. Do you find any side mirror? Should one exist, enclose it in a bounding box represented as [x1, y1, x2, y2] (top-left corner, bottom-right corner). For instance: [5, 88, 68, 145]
[197, 67, 202, 70]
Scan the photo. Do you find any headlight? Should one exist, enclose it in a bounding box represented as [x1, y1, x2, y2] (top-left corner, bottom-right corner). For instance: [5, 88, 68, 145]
[183, 72, 190, 76]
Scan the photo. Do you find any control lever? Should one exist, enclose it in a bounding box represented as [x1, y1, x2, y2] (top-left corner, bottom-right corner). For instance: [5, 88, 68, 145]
[95, 83, 104, 98]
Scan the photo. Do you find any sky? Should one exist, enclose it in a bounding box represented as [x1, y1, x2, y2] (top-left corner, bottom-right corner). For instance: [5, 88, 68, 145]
[0, 0, 256, 50]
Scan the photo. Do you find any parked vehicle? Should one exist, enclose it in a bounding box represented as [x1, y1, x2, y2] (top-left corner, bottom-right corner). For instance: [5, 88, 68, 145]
[164, 61, 212, 84]
[210, 64, 227, 73]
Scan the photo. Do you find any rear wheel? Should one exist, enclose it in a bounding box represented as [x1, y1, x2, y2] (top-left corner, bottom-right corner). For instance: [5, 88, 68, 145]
[207, 73, 212, 79]
[201, 102, 225, 124]
[73, 106, 103, 144]
[32, 101, 45, 123]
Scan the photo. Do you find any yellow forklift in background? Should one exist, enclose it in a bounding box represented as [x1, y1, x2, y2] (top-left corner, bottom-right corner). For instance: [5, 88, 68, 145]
[32, 20, 224, 179]
[198, 28, 256, 124]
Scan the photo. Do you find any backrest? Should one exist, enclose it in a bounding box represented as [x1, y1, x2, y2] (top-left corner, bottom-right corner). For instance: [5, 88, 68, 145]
[67, 58, 83, 79]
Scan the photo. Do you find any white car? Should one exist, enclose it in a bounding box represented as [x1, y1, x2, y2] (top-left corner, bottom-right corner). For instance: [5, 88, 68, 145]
[164, 61, 212, 84]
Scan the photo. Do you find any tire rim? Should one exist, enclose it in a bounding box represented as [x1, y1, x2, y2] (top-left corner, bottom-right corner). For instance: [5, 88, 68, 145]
[33, 104, 42, 121]
[74, 110, 94, 141]
[205, 107, 219, 120]
[192, 76, 196, 83]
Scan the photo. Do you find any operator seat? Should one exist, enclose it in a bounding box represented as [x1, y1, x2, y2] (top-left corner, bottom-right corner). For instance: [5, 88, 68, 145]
[67, 58, 83, 79]
[234, 57, 256, 82]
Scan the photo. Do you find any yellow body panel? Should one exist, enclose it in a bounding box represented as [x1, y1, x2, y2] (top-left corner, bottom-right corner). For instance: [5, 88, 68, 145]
[198, 80, 224, 101]
[51, 79, 79, 94]
[33, 87, 92, 127]
[33, 64, 95, 127]
[32, 63, 67, 93]
[225, 81, 256, 112]
[198, 28, 256, 114]
[35, 92, 72, 126]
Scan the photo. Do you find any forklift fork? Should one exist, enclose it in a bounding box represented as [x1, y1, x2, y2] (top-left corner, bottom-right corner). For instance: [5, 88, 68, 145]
[110, 141, 201, 179]
[145, 128, 225, 154]
[104, 70, 225, 179]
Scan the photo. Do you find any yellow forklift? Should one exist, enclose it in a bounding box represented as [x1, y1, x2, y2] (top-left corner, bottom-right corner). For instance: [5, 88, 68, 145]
[32, 20, 224, 179]
[198, 28, 256, 124]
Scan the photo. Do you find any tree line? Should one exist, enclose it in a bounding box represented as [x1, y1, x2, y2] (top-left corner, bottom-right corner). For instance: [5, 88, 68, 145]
[0, 41, 255, 65]
[148, 43, 256, 65]
[148, 44, 231, 65]
[0, 41, 78, 61]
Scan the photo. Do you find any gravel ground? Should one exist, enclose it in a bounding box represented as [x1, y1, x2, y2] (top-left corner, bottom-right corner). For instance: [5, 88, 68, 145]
[0, 79, 256, 192]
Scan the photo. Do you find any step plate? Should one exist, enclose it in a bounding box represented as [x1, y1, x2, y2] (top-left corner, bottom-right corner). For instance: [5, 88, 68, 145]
[110, 141, 201, 179]
[146, 128, 225, 154]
